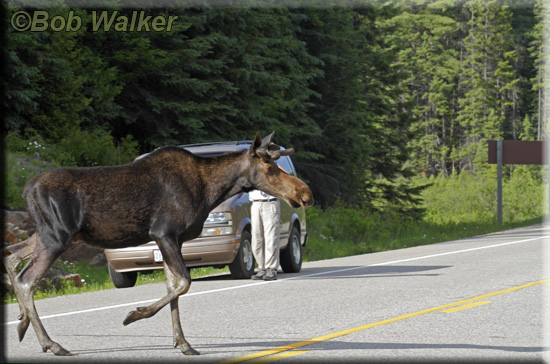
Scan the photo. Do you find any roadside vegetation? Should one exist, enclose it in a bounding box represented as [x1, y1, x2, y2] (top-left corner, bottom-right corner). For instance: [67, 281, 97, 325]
[306, 165, 546, 260]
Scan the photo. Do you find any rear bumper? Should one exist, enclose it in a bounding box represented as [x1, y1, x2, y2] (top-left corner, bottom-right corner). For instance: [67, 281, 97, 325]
[105, 236, 240, 273]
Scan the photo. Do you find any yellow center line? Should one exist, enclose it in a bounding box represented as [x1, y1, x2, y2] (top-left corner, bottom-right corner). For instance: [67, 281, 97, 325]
[217, 279, 549, 364]
[441, 300, 492, 313]
[246, 350, 309, 364]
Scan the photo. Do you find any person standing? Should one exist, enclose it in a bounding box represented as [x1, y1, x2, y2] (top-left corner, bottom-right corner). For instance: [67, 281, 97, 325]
[249, 189, 281, 281]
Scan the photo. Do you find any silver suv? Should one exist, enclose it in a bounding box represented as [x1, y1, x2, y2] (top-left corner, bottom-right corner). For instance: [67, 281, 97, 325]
[104, 141, 308, 288]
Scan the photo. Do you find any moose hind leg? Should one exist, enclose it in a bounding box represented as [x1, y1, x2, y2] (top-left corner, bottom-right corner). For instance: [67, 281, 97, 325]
[2, 234, 38, 341]
[15, 240, 72, 356]
[2, 233, 38, 264]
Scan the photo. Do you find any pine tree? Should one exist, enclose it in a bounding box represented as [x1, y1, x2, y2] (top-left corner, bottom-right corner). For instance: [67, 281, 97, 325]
[529, 0, 548, 140]
[457, 0, 519, 173]
[379, 4, 460, 176]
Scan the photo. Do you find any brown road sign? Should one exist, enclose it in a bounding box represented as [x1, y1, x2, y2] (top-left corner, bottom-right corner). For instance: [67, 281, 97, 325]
[488, 140, 546, 165]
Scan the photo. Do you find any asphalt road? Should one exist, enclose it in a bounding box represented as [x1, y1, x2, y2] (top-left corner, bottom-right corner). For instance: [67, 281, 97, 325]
[3, 224, 549, 363]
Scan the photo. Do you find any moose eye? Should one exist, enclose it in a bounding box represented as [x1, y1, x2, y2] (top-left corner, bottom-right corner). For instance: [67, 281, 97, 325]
[266, 167, 273, 175]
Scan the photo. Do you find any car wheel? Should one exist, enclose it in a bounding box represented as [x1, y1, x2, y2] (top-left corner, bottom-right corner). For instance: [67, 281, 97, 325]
[229, 230, 255, 279]
[280, 226, 302, 273]
[108, 263, 138, 288]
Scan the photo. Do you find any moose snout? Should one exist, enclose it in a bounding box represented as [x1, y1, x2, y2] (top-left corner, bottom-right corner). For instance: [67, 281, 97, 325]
[299, 186, 314, 208]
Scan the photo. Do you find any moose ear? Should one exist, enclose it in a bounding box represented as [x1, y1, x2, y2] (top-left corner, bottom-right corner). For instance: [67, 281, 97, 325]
[250, 131, 276, 161]
[260, 131, 275, 149]
[249, 132, 262, 158]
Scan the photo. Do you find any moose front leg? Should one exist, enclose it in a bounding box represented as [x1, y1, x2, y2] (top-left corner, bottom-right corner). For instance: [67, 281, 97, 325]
[123, 233, 198, 355]
[164, 261, 199, 355]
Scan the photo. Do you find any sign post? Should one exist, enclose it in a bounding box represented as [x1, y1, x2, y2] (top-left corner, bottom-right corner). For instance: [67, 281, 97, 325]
[496, 140, 503, 225]
[488, 140, 546, 225]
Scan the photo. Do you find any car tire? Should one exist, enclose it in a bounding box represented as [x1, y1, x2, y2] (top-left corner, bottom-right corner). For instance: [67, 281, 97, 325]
[280, 226, 302, 273]
[108, 263, 138, 289]
[229, 230, 255, 279]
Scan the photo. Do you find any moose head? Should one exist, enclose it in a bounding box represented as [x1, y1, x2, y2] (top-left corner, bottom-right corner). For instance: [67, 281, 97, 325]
[248, 132, 313, 209]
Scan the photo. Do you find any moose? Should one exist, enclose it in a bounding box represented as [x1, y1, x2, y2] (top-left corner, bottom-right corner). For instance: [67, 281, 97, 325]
[3, 132, 313, 356]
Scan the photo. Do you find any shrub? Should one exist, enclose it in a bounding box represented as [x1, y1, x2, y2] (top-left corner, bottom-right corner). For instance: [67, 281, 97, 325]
[56, 127, 139, 167]
[503, 166, 546, 221]
[6, 129, 139, 168]
[4, 129, 139, 209]
[420, 169, 545, 225]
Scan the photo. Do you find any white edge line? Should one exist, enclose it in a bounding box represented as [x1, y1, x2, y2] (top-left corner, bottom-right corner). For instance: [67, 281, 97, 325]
[4, 234, 548, 326]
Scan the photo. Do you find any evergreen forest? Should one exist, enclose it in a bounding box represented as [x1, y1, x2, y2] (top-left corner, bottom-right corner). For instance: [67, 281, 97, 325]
[3, 1, 548, 225]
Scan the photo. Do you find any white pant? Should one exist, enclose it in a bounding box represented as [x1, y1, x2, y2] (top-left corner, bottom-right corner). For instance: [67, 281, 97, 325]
[251, 200, 281, 271]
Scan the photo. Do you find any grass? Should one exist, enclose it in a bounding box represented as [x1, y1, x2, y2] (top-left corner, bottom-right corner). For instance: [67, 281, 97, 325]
[303, 215, 544, 262]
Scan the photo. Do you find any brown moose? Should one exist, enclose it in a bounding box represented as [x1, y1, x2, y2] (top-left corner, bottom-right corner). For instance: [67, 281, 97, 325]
[2, 132, 313, 356]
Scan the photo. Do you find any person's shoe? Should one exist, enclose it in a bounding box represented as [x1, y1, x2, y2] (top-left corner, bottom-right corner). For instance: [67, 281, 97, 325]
[251, 270, 266, 280]
[263, 269, 277, 281]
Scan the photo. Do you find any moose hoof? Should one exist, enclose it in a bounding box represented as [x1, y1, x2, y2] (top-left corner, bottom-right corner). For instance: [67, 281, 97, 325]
[17, 315, 30, 342]
[123, 310, 139, 326]
[123, 307, 149, 326]
[47, 342, 73, 356]
[181, 344, 200, 356]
